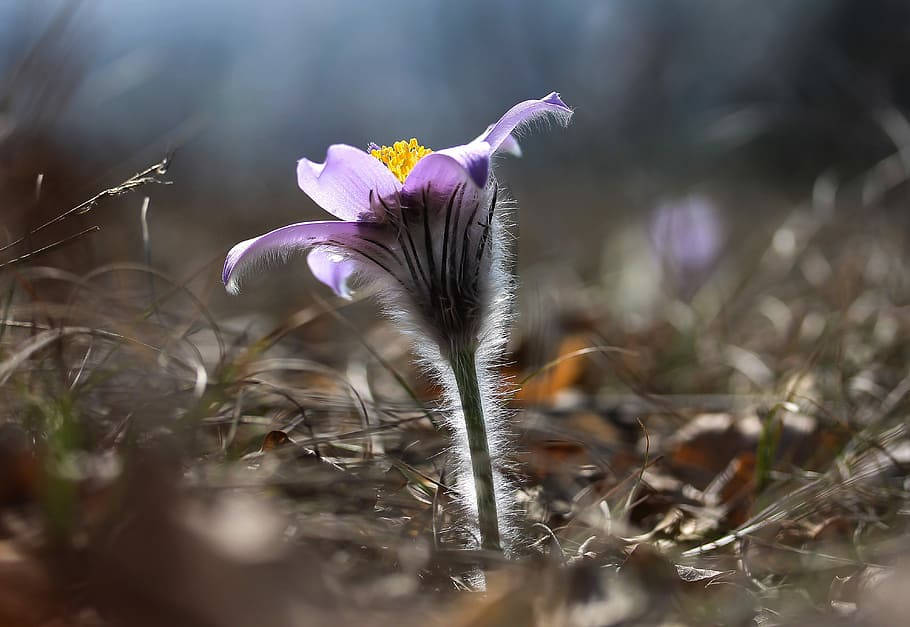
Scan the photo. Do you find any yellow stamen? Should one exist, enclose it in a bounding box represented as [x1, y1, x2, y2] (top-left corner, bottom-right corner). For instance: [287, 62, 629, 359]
[370, 137, 432, 183]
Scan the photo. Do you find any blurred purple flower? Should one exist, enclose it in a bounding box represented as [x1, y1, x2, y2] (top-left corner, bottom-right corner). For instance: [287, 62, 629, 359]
[650, 195, 723, 272]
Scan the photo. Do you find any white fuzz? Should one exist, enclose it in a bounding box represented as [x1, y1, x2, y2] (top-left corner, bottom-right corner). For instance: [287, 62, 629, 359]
[346, 184, 522, 553]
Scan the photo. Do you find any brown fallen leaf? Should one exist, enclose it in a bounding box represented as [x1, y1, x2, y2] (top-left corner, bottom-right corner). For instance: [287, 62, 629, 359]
[516, 334, 590, 402]
[703, 452, 756, 526]
[260, 430, 291, 452]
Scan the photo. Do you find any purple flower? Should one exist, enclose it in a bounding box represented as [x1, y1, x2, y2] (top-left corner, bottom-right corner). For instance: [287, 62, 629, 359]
[223, 93, 572, 557]
[223, 92, 571, 349]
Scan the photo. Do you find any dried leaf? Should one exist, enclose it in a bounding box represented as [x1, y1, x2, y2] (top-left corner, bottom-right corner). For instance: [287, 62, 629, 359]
[674, 564, 732, 584]
[516, 335, 590, 402]
[261, 430, 291, 451]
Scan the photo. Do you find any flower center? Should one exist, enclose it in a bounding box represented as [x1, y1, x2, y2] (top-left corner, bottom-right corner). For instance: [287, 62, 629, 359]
[370, 138, 432, 183]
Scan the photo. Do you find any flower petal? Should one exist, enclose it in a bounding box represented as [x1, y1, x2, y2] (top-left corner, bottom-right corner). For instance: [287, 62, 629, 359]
[478, 92, 573, 154]
[401, 93, 572, 195]
[297, 144, 401, 221]
[307, 248, 359, 299]
[474, 124, 522, 157]
[403, 141, 492, 194]
[223, 220, 367, 294]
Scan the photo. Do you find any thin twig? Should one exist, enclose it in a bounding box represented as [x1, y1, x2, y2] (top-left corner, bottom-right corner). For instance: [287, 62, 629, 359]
[0, 154, 172, 255]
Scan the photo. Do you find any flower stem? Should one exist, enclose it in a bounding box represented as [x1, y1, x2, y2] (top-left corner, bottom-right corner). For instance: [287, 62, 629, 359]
[450, 349, 501, 552]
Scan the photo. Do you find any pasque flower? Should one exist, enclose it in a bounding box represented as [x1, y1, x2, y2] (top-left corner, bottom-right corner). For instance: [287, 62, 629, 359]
[223, 93, 572, 555]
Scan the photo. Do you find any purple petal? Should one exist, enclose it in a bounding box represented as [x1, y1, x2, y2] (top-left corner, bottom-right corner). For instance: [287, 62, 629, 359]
[474, 124, 522, 157]
[403, 141, 491, 194]
[297, 144, 401, 221]
[223, 220, 366, 294]
[496, 133, 522, 157]
[479, 92, 573, 153]
[307, 248, 358, 299]
[401, 92, 573, 195]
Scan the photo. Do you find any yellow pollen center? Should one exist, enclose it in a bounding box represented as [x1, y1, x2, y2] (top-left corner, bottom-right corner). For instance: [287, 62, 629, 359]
[370, 138, 432, 183]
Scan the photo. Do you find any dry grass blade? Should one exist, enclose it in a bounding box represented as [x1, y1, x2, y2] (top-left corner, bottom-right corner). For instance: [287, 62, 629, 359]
[0, 154, 172, 256]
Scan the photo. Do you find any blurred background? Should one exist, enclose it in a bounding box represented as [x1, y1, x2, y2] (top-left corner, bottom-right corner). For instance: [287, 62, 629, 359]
[5, 2, 910, 625]
[4, 0, 910, 318]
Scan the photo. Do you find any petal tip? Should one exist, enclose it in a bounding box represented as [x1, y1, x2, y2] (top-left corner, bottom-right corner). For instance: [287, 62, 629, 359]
[224, 278, 241, 295]
[222, 239, 251, 293]
[543, 91, 569, 109]
[543, 92, 573, 125]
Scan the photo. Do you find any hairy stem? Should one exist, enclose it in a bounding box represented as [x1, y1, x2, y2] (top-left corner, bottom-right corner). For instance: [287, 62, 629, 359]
[450, 349, 501, 552]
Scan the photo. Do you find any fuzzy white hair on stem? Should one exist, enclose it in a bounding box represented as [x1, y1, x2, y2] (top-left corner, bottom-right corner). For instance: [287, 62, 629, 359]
[320, 180, 521, 552]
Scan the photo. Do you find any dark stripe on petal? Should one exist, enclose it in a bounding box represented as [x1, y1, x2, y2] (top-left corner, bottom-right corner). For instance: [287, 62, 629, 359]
[475, 186, 497, 264]
[458, 201, 481, 289]
[398, 199, 430, 291]
[356, 235, 399, 264]
[422, 186, 437, 305]
[446, 186, 465, 303]
[439, 184, 461, 306]
[326, 238, 397, 283]
[473, 187, 498, 291]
